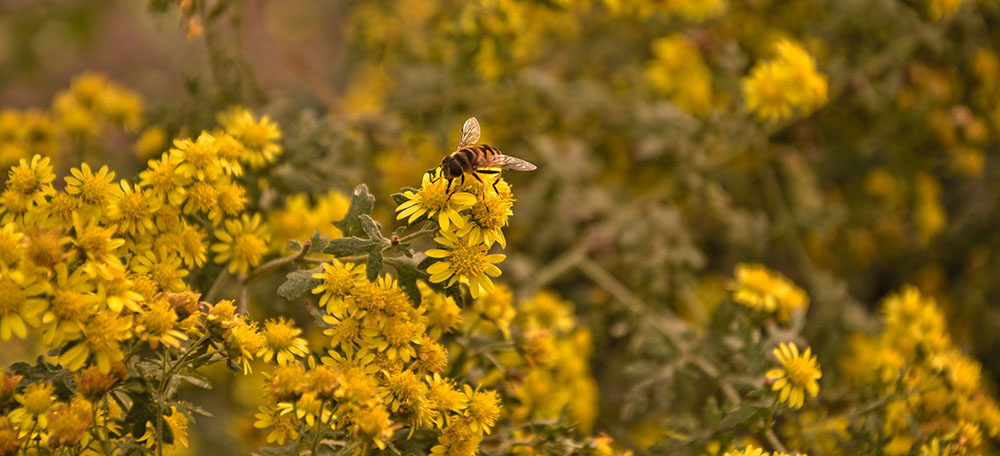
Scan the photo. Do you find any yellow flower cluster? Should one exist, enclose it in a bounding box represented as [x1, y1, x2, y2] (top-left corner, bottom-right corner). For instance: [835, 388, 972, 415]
[251, 259, 502, 452]
[742, 40, 828, 122]
[841, 286, 1000, 455]
[500, 290, 600, 433]
[600, 0, 726, 22]
[397, 168, 512, 299]
[646, 34, 715, 116]
[729, 263, 809, 323]
[725, 444, 807, 456]
[266, 190, 350, 251]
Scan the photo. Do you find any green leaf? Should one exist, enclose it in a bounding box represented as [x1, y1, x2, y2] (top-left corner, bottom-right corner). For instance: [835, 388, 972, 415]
[286, 239, 303, 252]
[277, 267, 323, 300]
[333, 184, 375, 237]
[323, 237, 381, 257]
[386, 256, 429, 306]
[392, 226, 406, 238]
[123, 392, 167, 441]
[307, 230, 330, 254]
[366, 249, 383, 282]
[359, 214, 386, 242]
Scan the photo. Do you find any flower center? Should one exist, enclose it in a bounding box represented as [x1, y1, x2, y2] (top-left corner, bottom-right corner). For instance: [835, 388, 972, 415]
[0, 233, 22, 266]
[22, 385, 54, 414]
[52, 290, 88, 321]
[8, 167, 37, 194]
[785, 356, 815, 387]
[449, 243, 489, 278]
[78, 229, 109, 259]
[242, 124, 271, 150]
[418, 182, 449, 212]
[84, 314, 120, 351]
[0, 278, 24, 314]
[188, 182, 217, 211]
[264, 323, 297, 349]
[79, 176, 109, 205]
[233, 234, 265, 266]
[140, 305, 176, 335]
[185, 141, 216, 169]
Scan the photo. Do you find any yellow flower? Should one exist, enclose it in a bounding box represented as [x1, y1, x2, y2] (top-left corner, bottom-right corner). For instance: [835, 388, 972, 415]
[426, 230, 505, 299]
[58, 310, 132, 373]
[216, 181, 248, 217]
[729, 263, 808, 323]
[134, 298, 188, 349]
[743, 61, 796, 122]
[312, 259, 366, 317]
[767, 342, 821, 409]
[219, 108, 283, 169]
[172, 133, 223, 181]
[463, 384, 501, 434]
[461, 176, 514, 248]
[323, 309, 365, 357]
[7, 154, 54, 195]
[724, 445, 767, 456]
[258, 317, 309, 365]
[9, 382, 55, 430]
[0, 223, 23, 267]
[133, 126, 167, 159]
[106, 180, 160, 235]
[177, 222, 208, 267]
[0, 268, 48, 340]
[41, 264, 96, 347]
[395, 169, 477, 231]
[64, 163, 116, 209]
[227, 318, 265, 374]
[139, 152, 189, 207]
[211, 213, 270, 275]
[213, 132, 245, 176]
[130, 249, 189, 292]
[184, 180, 222, 224]
[94, 261, 144, 314]
[254, 405, 300, 445]
[46, 396, 92, 448]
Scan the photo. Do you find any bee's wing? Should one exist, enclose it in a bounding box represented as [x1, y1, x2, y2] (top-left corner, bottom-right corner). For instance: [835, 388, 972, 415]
[458, 117, 481, 148]
[481, 154, 538, 171]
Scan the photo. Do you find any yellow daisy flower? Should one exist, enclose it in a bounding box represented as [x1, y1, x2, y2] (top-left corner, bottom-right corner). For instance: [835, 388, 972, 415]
[463, 384, 501, 434]
[64, 163, 117, 209]
[211, 213, 270, 275]
[0, 268, 48, 340]
[219, 108, 283, 170]
[743, 61, 795, 122]
[395, 169, 477, 231]
[258, 317, 309, 366]
[172, 133, 223, 182]
[6, 154, 54, 195]
[460, 176, 514, 248]
[311, 259, 366, 317]
[0, 223, 23, 267]
[41, 264, 96, 347]
[139, 152, 189, 207]
[134, 298, 188, 349]
[106, 180, 160, 236]
[130, 249, 189, 292]
[71, 214, 125, 277]
[425, 230, 505, 299]
[58, 310, 132, 373]
[94, 261, 144, 314]
[766, 342, 821, 409]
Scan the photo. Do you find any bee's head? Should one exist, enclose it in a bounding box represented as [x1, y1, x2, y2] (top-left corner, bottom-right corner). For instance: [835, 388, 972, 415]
[442, 156, 463, 179]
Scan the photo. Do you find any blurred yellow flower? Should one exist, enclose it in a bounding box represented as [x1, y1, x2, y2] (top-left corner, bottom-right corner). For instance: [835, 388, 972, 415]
[211, 213, 270, 275]
[767, 342, 821, 409]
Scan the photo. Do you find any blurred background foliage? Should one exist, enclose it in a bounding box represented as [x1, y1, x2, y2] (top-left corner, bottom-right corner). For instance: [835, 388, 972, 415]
[3, 0, 1000, 454]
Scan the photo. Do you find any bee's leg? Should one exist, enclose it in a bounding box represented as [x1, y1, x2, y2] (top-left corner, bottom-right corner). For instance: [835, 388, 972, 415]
[476, 169, 501, 195]
[445, 177, 455, 195]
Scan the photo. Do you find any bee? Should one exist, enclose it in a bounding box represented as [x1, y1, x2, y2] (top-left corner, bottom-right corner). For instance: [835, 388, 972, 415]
[439, 117, 536, 197]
